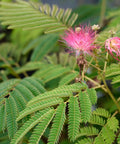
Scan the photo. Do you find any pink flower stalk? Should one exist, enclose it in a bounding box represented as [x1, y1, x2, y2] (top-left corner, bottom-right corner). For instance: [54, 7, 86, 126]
[62, 25, 96, 55]
[105, 37, 120, 61]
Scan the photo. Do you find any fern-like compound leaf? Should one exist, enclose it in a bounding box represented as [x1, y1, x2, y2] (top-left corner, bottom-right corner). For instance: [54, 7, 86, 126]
[0, 1, 78, 33]
[17, 97, 63, 121]
[105, 63, 120, 78]
[89, 114, 105, 126]
[42, 67, 71, 83]
[68, 96, 80, 141]
[48, 102, 66, 144]
[76, 126, 99, 139]
[16, 61, 44, 74]
[101, 126, 115, 144]
[94, 135, 106, 144]
[79, 91, 92, 123]
[0, 105, 6, 132]
[59, 71, 79, 86]
[76, 138, 93, 144]
[5, 96, 18, 138]
[28, 82, 87, 106]
[111, 75, 120, 88]
[11, 108, 54, 144]
[24, 78, 46, 93]
[92, 108, 111, 118]
[29, 110, 55, 144]
[0, 79, 20, 98]
[10, 89, 26, 112]
[107, 117, 119, 132]
[87, 88, 97, 105]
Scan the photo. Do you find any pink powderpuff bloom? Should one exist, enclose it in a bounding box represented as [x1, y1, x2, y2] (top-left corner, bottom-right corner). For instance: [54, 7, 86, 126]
[62, 25, 96, 55]
[105, 37, 120, 61]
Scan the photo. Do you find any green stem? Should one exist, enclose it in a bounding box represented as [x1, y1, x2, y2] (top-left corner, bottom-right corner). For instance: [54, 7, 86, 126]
[99, 0, 107, 26]
[103, 52, 108, 72]
[87, 61, 102, 72]
[102, 75, 120, 112]
[85, 76, 107, 92]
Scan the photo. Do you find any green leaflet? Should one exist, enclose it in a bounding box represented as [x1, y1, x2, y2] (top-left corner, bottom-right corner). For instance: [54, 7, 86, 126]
[111, 75, 120, 88]
[29, 110, 55, 144]
[11, 108, 54, 144]
[20, 80, 40, 96]
[101, 126, 115, 144]
[68, 96, 80, 141]
[16, 61, 45, 74]
[42, 67, 71, 83]
[0, 79, 20, 98]
[107, 117, 119, 132]
[15, 84, 35, 101]
[94, 135, 106, 144]
[5, 96, 18, 138]
[86, 88, 97, 105]
[92, 108, 111, 118]
[17, 97, 63, 121]
[76, 138, 93, 144]
[76, 126, 99, 139]
[31, 34, 59, 61]
[10, 89, 26, 112]
[79, 91, 92, 123]
[27, 82, 87, 106]
[24, 77, 46, 93]
[59, 71, 79, 86]
[89, 115, 105, 126]
[105, 63, 120, 78]
[0, 105, 6, 132]
[48, 102, 66, 144]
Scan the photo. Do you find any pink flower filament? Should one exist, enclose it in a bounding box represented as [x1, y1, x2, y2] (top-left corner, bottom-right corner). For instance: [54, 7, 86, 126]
[62, 25, 96, 55]
[105, 37, 120, 61]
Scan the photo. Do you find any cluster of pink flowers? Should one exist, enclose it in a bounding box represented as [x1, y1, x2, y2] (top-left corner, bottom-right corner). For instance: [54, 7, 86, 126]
[62, 25, 120, 61]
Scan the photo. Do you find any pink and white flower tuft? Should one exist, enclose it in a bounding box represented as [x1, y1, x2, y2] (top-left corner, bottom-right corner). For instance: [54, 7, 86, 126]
[62, 25, 96, 55]
[105, 37, 120, 61]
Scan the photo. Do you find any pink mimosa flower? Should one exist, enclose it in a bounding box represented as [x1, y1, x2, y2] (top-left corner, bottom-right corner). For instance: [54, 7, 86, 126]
[62, 25, 96, 55]
[105, 37, 120, 61]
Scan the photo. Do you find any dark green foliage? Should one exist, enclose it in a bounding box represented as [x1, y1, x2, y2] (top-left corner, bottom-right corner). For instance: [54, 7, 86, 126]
[16, 62, 45, 74]
[76, 138, 93, 144]
[92, 108, 111, 118]
[68, 96, 80, 141]
[0, 105, 6, 132]
[76, 126, 99, 138]
[59, 71, 79, 86]
[0, 79, 20, 98]
[89, 115, 105, 126]
[87, 88, 97, 105]
[5, 97, 18, 138]
[79, 91, 92, 123]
